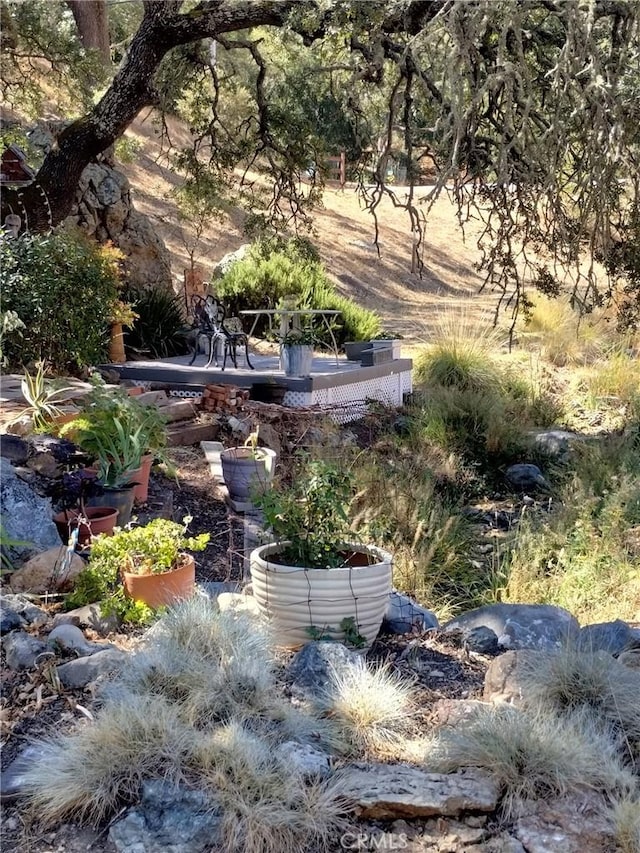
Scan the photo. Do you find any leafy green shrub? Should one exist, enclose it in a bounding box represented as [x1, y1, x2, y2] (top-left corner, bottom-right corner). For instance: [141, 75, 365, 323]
[123, 286, 189, 358]
[214, 238, 381, 344]
[67, 518, 209, 622]
[0, 231, 121, 372]
[254, 458, 358, 569]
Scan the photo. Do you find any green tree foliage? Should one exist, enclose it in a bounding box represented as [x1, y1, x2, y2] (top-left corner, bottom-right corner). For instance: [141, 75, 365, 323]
[1, 1, 639, 328]
[0, 0, 107, 115]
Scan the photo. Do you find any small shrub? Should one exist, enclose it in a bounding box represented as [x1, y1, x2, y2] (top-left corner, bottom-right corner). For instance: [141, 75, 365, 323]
[66, 519, 209, 622]
[0, 230, 121, 372]
[123, 286, 189, 358]
[214, 238, 381, 344]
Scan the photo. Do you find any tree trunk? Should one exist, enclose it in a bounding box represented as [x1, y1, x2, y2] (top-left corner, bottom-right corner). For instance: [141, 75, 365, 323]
[67, 0, 111, 64]
[1, 1, 297, 233]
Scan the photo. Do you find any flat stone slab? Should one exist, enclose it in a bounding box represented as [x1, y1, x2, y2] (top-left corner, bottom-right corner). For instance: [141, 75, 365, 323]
[339, 763, 500, 819]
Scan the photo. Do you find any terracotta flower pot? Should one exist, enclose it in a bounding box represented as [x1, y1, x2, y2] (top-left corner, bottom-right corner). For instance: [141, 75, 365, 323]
[250, 542, 392, 650]
[53, 506, 118, 546]
[128, 454, 153, 503]
[122, 554, 195, 609]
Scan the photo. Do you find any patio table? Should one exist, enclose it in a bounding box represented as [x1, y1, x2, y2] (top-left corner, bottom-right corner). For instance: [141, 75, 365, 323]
[239, 308, 342, 366]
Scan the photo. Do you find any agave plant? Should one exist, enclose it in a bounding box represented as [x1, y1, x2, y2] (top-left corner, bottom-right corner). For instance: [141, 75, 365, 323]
[16, 362, 75, 432]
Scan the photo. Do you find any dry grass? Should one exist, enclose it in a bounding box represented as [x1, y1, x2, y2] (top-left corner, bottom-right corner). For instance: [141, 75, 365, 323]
[520, 295, 607, 366]
[425, 704, 635, 819]
[118, 597, 277, 726]
[610, 795, 640, 853]
[20, 693, 193, 826]
[322, 662, 418, 759]
[190, 721, 348, 853]
[413, 312, 507, 393]
[585, 350, 640, 407]
[518, 648, 640, 760]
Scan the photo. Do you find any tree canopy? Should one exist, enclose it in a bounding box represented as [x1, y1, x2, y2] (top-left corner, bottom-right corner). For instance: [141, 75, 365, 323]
[1, 0, 639, 329]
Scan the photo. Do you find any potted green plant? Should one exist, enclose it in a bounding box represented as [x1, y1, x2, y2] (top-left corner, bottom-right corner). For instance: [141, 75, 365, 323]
[250, 458, 392, 649]
[108, 299, 138, 364]
[279, 327, 316, 377]
[220, 425, 277, 503]
[63, 415, 145, 526]
[61, 375, 169, 505]
[67, 517, 210, 616]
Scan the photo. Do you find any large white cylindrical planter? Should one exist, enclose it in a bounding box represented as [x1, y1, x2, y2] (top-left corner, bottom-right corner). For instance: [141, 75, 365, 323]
[250, 542, 393, 649]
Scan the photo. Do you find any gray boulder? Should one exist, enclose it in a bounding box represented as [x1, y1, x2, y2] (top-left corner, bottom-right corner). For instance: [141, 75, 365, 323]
[47, 624, 114, 657]
[382, 591, 439, 635]
[576, 620, 640, 656]
[56, 647, 127, 689]
[464, 626, 500, 655]
[52, 602, 121, 636]
[483, 650, 539, 706]
[529, 429, 585, 462]
[1, 743, 49, 802]
[2, 631, 48, 670]
[444, 604, 579, 652]
[0, 604, 22, 635]
[505, 464, 550, 492]
[0, 459, 60, 563]
[338, 763, 500, 819]
[276, 741, 331, 778]
[0, 435, 29, 466]
[109, 780, 222, 853]
[0, 593, 49, 630]
[211, 244, 250, 280]
[286, 641, 363, 700]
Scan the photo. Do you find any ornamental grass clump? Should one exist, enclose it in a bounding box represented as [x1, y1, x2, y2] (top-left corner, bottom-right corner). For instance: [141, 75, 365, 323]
[323, 662, 417, 759]
[20, 693, 193, 826]
[518, 648, 640, 759]
[426, 704, 636, 819]
[119, 598, 278, 726]
[21, 599, 348, 851]
[191, 720, 348, 853]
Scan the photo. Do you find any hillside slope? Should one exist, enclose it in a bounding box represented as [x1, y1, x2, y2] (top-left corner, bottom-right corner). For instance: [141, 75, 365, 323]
[123, 113, 496, 340]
